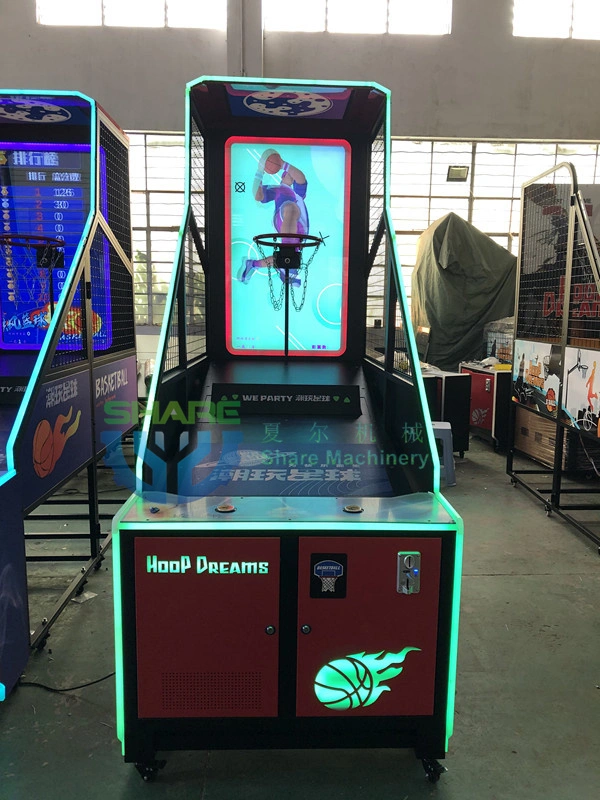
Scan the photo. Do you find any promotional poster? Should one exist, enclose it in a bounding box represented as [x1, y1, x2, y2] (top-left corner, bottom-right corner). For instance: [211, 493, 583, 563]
[225, 137, 350, 356]
[94, 354, 138, 453]
[512, 338, 561, 417]
[20, 369, 92, 509]
[562, 345, 599, 436]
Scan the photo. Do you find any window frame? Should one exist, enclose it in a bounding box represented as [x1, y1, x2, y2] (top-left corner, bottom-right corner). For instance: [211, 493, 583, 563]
[127, 131, 600, 328]
[36, 0, 227, 30]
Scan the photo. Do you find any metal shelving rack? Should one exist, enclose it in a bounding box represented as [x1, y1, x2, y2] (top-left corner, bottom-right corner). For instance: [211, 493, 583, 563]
[507, 163, 600, 548]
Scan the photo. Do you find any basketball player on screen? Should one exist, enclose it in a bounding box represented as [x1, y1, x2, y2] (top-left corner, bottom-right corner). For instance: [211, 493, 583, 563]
[238, 149, 309, 287]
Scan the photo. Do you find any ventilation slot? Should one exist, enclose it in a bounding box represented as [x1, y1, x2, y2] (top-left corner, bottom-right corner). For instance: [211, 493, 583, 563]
[162, 671, 263, 713]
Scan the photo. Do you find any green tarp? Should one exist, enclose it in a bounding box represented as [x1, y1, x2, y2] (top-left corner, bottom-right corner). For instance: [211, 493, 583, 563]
[411, 212, 517, 371]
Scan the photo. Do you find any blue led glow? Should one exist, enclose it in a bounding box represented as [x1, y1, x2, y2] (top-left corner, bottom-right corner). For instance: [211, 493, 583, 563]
[3, 91, 97, 474]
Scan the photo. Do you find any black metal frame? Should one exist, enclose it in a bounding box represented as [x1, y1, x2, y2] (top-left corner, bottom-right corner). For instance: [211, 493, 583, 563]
[506, 163, 600, 548]
[9, 110, 136, 650]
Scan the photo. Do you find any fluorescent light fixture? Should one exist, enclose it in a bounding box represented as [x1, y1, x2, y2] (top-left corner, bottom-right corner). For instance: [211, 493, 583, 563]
[446, 165, 469, 182]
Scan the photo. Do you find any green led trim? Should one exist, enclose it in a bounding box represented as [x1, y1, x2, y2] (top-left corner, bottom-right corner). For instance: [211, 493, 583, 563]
[119, 519, 457, 532]
[135, 86, 192, 489]
[381, 86, 439, 492]
[112, 527, 125, 751]
[4, 93, 97, 474]
[314, 647, 419, 710]
[433, 490, 463, 748]
[134, 210, 189, 489]
[0, 89, 94, 99]
[188, 75, 389, 93]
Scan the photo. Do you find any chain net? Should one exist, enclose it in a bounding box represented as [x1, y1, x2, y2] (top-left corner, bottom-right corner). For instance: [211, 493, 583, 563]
[255, 239, 321, 312]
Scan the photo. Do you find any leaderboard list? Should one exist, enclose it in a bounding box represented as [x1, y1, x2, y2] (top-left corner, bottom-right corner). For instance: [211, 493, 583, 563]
[0, 142, 108, 349]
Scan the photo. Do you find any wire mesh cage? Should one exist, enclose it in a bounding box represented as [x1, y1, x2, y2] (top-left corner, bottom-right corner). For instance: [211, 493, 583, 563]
[484, 317, 514, 362]
[164, 292, 180, 373]
[393, 300, 414, 378]
[190, 117, 205, 234]
[185, 227, 206, 362]
[568, 200, 600, 349]
[365, 231, 387, 364]
[91, 231, 135, 358]
[369, 130, 385, 251]
[99, 120, 132, 260]
[517, 180, 571, 342]
[50, 273, 89, 369]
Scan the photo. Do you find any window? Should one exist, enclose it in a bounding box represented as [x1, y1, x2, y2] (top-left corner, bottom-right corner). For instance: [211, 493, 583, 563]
[127, 132, 600, 326]
[391, 139, 600, 302]
[513, 1, 600, 40]
[128, 133, 187, 327]
[36, 0, 227, 29]
[264, 0, 452, 35]
[37, 0, 102, 25]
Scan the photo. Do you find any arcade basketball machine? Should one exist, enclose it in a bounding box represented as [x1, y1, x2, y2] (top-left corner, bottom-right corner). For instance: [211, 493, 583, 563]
[0, 91, 136, 701]
[112, 77, 463, 783]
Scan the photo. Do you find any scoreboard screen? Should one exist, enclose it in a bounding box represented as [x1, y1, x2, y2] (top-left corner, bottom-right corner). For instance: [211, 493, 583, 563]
[0, 141, 111, 350]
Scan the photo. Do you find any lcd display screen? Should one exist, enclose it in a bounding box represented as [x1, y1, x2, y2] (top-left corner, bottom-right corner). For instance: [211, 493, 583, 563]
[225, 137, 351, 356]
[0, 142, 111, 350]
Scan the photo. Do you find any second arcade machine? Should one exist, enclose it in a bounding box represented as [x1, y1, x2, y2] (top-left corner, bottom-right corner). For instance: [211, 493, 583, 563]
[113, 78, 463, 783]
[0, 91, 136, 702]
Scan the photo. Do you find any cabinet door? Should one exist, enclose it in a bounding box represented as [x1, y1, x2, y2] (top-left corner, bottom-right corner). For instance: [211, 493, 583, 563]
[134, 537, 280, 718]
[296, 536, 441, 717]
[465, 368, 495, 432]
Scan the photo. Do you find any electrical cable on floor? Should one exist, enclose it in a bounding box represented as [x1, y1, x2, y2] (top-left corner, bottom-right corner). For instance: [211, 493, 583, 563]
[578, 432, 600, 478]
[18, 672, 115, 693]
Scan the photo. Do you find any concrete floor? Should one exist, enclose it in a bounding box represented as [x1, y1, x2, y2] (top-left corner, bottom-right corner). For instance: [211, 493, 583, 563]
[1, 438, 599, 799]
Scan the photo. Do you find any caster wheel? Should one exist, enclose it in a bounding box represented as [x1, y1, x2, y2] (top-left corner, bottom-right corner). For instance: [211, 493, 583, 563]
[421, 758, 447, 783]
[135, 759, 166, 782]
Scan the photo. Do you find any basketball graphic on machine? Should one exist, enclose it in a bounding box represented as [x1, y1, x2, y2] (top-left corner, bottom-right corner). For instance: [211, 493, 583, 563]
[313, 647, 420, 710]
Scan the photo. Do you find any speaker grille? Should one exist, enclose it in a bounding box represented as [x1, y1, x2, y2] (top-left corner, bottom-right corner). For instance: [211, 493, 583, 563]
[161, 671, 263, 712]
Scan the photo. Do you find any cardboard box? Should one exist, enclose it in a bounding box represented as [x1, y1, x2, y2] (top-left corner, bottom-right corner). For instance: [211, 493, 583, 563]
[514, 406, 600, 475]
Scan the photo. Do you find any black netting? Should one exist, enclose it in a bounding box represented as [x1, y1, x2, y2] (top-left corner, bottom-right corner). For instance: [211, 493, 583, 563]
[393, 301, 413, 378]
[164, 293, 180, 372]
[568, 205, 600, 347]
[369, 129, 385, 250]
[89, 229, 135, 358]
[517, 182, 571, 341]
[365, 232, 387, 364]
[50, 273, 88, 369]
[190, 117, 205, 234]
[185, 228, 206, 362]
[99, 120, 132, 260]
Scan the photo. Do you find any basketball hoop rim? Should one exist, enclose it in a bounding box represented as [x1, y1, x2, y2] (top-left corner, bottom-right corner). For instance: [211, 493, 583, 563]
[253, 232, 323, 250]
[0, 233, 63, 250]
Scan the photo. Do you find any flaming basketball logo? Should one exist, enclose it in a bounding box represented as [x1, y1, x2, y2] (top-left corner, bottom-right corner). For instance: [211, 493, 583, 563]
[32, 406, 81, 478]
[314, 647, 419, 710]
[28, 303, 102, 336]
